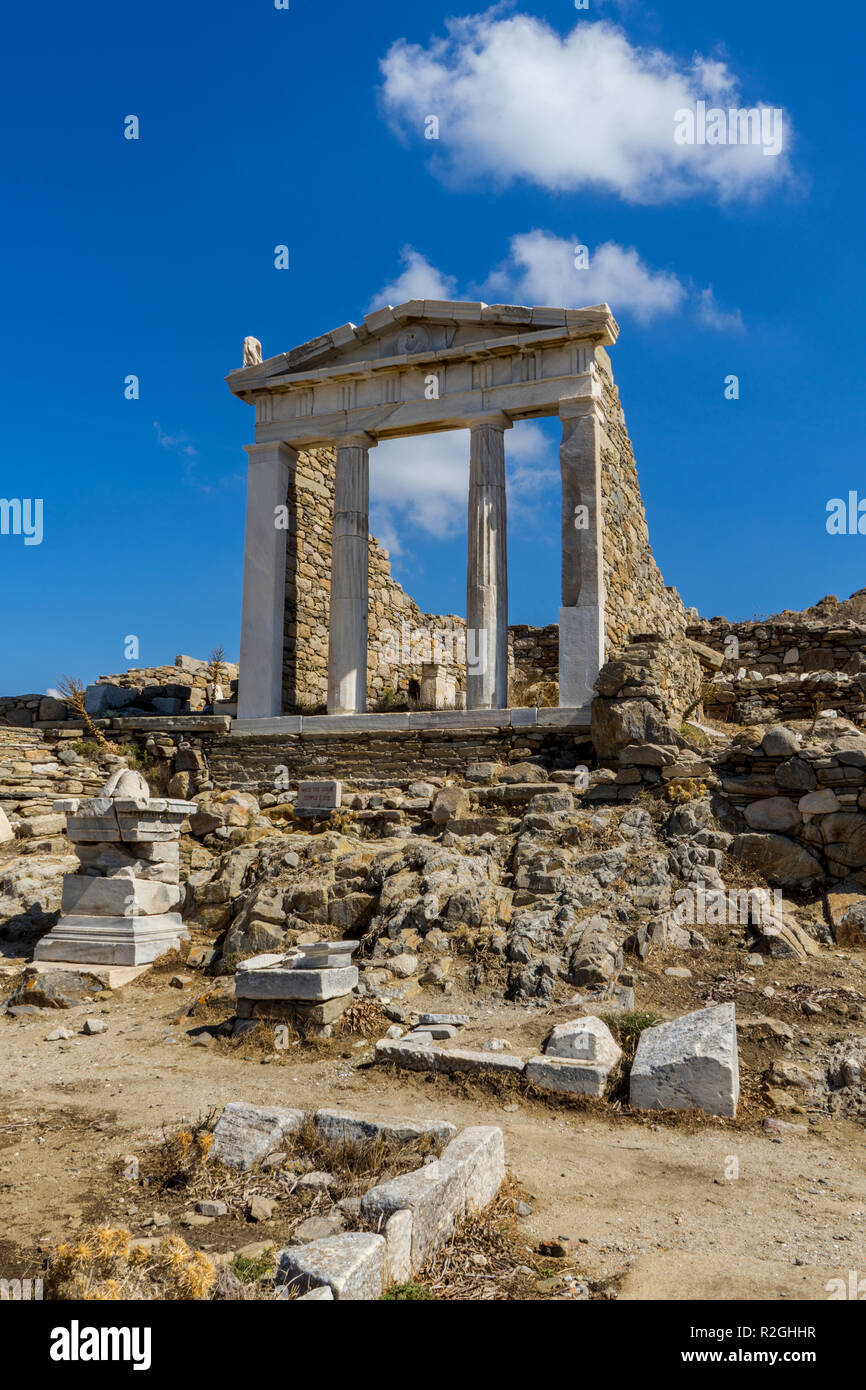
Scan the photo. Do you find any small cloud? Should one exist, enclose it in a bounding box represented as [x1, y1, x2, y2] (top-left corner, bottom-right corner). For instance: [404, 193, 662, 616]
[153, 422, 199, 459]
[367, 244, 458, 312]
[695, 287, 745, 332]
[486, 229, 687, 323]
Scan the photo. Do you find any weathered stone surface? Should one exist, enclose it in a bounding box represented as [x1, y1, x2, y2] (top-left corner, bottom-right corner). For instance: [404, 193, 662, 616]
[277, 1232, 386, 1300]
[33, 912, 188, 965]
[210, 1102, 305, 1171]
[235, 965, 358, 1001]
[60, 873, 181, 917]
[821, 812, 866, 872]
[591, 699, 683, 760]
[798, 789, 841, 817]
[730, 833, 823, 888]
[0, 807, 14, 844]
[439, 1126, 505, 1211]
[743, 797, 802, 834]
[526, 1054, 614, 1097]
[630, 1003, 740, 1118]
[375, 1039, 525, 1076]
[431, 787, 471, 825]
[543, 1015, 622, 1066]
[313, 1109, 456, 1149]
[826, 881, 866, 947]
[361, 1160, 464, 1267]
[2, 967, 104, 1010]
[383, 1208, 413, 1283]
[761, 726, 801, 757]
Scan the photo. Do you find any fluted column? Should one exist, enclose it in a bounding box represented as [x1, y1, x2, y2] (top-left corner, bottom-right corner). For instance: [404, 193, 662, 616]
[466, 414, 511, 709]
[559, 392, 605, 707]
[237, 441, 298, 719]
[327, 433, 375, 714]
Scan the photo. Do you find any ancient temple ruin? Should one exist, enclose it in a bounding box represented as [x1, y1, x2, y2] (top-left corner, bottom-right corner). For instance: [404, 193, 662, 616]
[227, 300, 687, 728]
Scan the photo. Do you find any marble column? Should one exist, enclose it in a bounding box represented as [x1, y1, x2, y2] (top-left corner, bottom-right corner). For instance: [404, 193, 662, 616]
[327, 432, 375, 714]
[559, 393, 605, 707]
[237, 441, 298, 720]
[466, 414, 511, 710]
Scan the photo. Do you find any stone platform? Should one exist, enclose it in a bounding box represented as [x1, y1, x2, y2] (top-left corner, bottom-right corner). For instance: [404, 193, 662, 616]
[230, 706, 591, 737]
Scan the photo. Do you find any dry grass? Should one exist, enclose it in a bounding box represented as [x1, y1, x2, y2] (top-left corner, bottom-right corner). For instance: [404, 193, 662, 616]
[47, 1227, 216, 1301]
[416, 1180, 605, 1301]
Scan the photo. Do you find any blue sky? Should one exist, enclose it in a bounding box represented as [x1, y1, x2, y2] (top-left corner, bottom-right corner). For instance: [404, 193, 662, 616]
[2, 0, 864, 695]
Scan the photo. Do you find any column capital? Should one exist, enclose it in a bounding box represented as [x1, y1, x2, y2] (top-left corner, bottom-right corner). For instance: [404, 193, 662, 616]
[243, 440, 299, 464]
[466, 411, 513, 432]
[335, 431, 378, 451]
[558, 391, 605, 425]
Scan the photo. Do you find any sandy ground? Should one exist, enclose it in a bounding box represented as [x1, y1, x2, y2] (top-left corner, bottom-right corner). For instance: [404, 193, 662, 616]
[0, 962, 863, 1302]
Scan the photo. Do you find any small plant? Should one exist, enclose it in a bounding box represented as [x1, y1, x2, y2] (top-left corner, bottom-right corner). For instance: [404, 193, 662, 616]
[207, 645, 228, 700]
[382, 1281, 434, 1300]
[57, 676, 110, 747]
[602, 1009, 663, 1046]
[231, 1248, 276, 1284]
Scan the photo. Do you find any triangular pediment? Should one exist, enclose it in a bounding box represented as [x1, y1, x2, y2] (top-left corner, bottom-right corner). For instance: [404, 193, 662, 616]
[227, 300, 617, 396]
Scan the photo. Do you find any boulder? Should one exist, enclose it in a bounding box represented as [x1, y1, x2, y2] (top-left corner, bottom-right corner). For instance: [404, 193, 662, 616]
[730, 833, 823, 888]
[591, 699, 684, 761]
[431, 787, 470, 825]
[630, 1003, 740, 1118]
[743, 797, 802, 834]
[761, 726, 801, 758]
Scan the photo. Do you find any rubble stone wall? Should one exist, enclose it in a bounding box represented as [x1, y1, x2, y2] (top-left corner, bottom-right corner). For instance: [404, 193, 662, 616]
[597, 351, 688, 667]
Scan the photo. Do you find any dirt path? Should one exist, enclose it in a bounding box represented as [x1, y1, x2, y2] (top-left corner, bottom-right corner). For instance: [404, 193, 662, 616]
[1, 973, 863, 1301]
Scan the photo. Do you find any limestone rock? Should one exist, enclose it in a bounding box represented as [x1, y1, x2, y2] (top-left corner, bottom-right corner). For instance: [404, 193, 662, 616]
[743, 797, 802, 834]
[730, 833, 823, 888]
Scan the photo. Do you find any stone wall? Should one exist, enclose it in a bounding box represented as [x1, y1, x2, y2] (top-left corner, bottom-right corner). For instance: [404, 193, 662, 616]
[283, 448, 466, 712]
[688, 615, 866, 726]
[597, 350, 688, 658]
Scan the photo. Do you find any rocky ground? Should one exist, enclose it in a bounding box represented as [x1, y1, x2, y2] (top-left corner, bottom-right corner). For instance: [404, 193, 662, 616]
[1, 725, 865, 1300]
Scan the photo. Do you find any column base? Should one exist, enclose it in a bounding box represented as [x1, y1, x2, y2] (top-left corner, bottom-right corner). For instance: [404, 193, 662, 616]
[558, 606, 604, 707]
[34, 913, 189, 966]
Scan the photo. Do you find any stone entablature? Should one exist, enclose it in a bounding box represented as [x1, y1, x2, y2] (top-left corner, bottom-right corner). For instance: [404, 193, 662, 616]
[228, 301, 617, 447]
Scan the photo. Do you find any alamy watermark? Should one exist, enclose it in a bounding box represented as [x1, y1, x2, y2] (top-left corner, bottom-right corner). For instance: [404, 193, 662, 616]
[674, 102, 784, 157]
[380, 622, 487, 675]
[0, 498, 43, 546]
[671, 884, 783, 927]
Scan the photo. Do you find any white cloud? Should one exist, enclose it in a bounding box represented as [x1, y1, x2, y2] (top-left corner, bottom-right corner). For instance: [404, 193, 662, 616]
[367, 244, 458, 311]
[486, 229, 686, 323]
[696, 286, 744, 332]
[370, 420, 557, 555]
[369, 232, 741, 329]
[379, 14, 791, 204]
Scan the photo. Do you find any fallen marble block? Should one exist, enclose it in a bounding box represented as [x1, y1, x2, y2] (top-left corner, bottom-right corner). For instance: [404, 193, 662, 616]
[61, 873, 181, 917]
[313, 1109, 456, 1149]
[210, 1102, 305, 1171]
[375, 1039, 525, 1077]
[629, 1003, 740, 1118]
[525, 1055, 614, 1098]
[295, 940, 358, 969]
[543, 1016, 622, 1066]
[361, 1161, 464, 1268]
[439, 1126, 505, 1212]
[277, 1232, 385, 1301]
[235, 964, 358, 1001]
